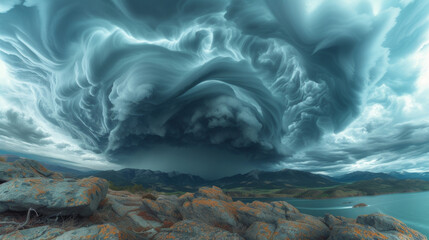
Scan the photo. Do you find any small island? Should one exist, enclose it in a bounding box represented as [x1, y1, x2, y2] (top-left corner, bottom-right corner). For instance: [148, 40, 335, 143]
[353, 203, 368, 208]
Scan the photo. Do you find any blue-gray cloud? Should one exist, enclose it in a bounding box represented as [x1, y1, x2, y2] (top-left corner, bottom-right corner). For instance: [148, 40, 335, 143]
[0, 0, 428, 174]
[0, 109, 52, 145]
[287, 121, 429, 174]
[0, 0, 21, 13]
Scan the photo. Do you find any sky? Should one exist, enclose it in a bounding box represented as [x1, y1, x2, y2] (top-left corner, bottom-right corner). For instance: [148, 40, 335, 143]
[0, 0, 428, 178]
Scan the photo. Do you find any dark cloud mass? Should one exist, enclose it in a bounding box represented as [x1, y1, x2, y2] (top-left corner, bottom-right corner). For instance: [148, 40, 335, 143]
[0, 0, 428, 174]
[0, 109, 51, 145]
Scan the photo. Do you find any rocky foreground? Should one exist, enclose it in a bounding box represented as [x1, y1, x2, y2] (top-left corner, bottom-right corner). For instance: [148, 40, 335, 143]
[0, 158, 427, 239]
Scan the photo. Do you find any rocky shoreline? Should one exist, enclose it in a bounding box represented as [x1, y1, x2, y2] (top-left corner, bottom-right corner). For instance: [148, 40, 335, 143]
[0, 159, 427, 239]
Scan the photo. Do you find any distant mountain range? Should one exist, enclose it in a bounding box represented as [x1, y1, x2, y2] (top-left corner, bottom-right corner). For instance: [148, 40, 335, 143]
[333, 171, 396, 182]
[79, 168, 429, 197]
[3, 154, 429, 198]
[332, 171, 429, 182]
[389, 171, 429, 181]
[79, 168, 206, 192]
[213, 169, 336, 189]
[74, 168, 336, 192]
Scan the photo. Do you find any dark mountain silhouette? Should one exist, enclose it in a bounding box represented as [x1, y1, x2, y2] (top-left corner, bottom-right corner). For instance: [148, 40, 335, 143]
[213, 169, 337, 189]
[334, 171, 397, 182]
[80, 168, 337, 192]
[389, 171, 429, 181]
[82, 168, 207, 191]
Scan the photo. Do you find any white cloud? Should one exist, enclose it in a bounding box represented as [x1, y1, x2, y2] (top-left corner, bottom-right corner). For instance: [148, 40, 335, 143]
[0, 0, 21, 13]
[0, 59, 12, 87]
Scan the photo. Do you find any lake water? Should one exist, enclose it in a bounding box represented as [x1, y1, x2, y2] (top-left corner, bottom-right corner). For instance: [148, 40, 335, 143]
[236, 191, 429, 237]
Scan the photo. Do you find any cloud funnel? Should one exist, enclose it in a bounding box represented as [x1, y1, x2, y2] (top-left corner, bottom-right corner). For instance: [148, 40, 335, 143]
[1, 0, 425, 172]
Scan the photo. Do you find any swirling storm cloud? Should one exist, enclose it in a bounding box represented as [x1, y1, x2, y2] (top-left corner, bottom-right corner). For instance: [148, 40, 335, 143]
[0, 0, 428, 177]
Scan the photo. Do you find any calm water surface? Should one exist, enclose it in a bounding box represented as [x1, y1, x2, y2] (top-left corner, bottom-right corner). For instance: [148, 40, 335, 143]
[236, 191, 429, 237]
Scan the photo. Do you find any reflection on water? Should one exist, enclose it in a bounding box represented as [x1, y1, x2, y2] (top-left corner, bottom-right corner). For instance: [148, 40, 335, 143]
[298, 206, 354, 210]
[235, 191, 429, 237]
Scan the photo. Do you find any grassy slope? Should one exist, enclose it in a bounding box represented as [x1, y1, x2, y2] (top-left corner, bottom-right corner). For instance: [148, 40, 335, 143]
[225, 179, 429, 199]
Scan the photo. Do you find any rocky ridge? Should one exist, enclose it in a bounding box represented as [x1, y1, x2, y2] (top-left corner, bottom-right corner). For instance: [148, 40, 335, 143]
[0, 158, 427, 239]
[136, 186, 427, 240]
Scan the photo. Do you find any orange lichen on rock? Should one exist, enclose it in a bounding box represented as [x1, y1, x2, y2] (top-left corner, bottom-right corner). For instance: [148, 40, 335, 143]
[142, 199, 161, 212]
[199, 186, 223, 197]
[179, 192, 194, 200]
[183, 201, 191, 208]
[259, 223, 273, 239]
[190, 197, 238, 219]
[249, 222, 274, 239]
[34, 188, 47, 199]
[350, 225, 388, 239]
[357, 213, 424, 239]
[36, 164, 48, 173]
[249, 201, 271, 210]
[237, 205, 263, 216]
[97, 224, 121, 239]
[192, 198, 221, 208]
[22, 178, 47, 199]
[197, 186, 233, 202]
[74, 177, 107, 207]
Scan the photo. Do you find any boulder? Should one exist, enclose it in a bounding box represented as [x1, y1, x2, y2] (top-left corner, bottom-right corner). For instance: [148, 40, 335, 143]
[128, 211, 163, 229]
[245, 221, 276, 240]
[237, 201, 299, 226]
[323, 214, 355, 229]
[108, 191, 163, 229]
[107, 190, 142, 208]
[245, 218, 329, 240]
[108, 191, 142, 217]
[195, 186, 233, 202]
[285, 212, 329, 233]
[273, 218, 330, 240]
[0, 158, 63, 182]
[153, 220, 244, 240]
[110, 197, 139, 217]
[144, 228, 158, 238]
[327, 215, 428, 240]
[55, 224, 124, 240]
[178, 192, 195, 204]
[180, 197, 238, 229]
[357, 213, 426, 240]
[0, 177, 108, 216]
[328, 223, 389, 240]
[382, 232, 429, 240]
[0, 224, 126, 240]
[0, 225, 64, 240]
[140, 195, 182, 222]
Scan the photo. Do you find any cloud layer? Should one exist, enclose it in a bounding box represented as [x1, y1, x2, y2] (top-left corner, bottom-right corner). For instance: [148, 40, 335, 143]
[0, 109, 51, 145]
[0, 0, 428, 175]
